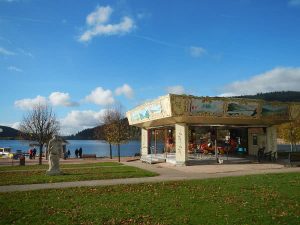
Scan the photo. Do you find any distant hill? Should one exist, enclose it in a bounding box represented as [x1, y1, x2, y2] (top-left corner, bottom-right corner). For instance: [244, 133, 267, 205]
[236, 91, 300, 102]
[66, 127, 98, 140]
[0, 125, 22, 140]
[64, 118, 141, 140]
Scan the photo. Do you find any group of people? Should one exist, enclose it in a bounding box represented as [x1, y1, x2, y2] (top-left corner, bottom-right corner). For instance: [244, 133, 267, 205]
[75, 147, 83, 158]
[28, 148, 37, 159]
[29, 146, 84, 160]
[63, 148, 83, 159]
[63, 149, 71, 160]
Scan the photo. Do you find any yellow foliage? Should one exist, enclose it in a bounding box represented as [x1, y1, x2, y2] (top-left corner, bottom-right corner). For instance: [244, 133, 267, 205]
[277, 120, 300, 145]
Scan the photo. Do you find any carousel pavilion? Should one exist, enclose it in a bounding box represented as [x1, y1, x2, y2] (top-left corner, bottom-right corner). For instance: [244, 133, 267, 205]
[126, 94, 300, 166]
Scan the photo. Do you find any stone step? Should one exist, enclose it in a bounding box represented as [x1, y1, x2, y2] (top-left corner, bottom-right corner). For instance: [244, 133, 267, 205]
[141, 155, 166, 164]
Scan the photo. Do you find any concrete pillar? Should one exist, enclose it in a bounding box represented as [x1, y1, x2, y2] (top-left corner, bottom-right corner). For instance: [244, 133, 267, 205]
[248, 128, 267, 156]
[141, 128, 149, 156]
[266, 126, 277, 153]
[175, 123, 188, 166]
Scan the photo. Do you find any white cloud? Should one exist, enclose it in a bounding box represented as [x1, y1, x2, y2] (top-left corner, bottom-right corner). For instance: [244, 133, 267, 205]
[0, 46, 33, 57]
[79, 5, 135, 42]
[11, 122, 20, 129]
[60, 109, 106, 135]
[189, 46, 206, 58]
[49, 92, 78, 107]
[218, 92, 237, 97]
[219, 67, 300, 96]
[15, 92, 78, 110]
[1, 122, 21, 130]
[85, 87, 115, 105]
[14, 95, 48, 110]
[115, 84, 134, 99]
[86, 5, 113, 25]
[289, 0, 300, 6]
[7, 66, 22, 72]
[0, 47, 15, 56]
[166, 85, 185, 94]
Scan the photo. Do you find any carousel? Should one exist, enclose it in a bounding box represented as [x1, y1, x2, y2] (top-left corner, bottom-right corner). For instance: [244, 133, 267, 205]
[126, 94, 300, 165]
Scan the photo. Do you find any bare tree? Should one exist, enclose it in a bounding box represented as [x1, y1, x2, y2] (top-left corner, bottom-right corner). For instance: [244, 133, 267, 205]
[94, 124, 112, 158]
[101, 105, 130, 162]
[19, 104, 60, 165]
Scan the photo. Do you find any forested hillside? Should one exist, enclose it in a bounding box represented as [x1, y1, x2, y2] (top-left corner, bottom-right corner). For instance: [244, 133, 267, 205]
[237, 91, 300, 102]
[65, 118, 141, 140]
[0, 125, 21, 139]
[66, 127, 96, 140]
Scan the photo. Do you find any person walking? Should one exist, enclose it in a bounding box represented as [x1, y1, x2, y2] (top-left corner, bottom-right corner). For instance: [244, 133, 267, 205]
[67, 149, 71, 158]
[75, 149, 79, 158]
[29, 149, 33, 159]
[78, 147, 82, 158]
[63, 151, 68, 160]
[32, 148, 37, 159]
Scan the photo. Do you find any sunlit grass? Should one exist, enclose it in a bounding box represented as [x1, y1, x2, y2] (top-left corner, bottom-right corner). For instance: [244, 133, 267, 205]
[0, 162, 122, 171]
[0, 173, 299, 225]
[0, 162, 157, 185]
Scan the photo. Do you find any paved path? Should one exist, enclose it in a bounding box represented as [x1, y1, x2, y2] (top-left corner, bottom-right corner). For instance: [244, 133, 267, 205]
[0, 157, 135, 166]
[0, 161, 299, 193]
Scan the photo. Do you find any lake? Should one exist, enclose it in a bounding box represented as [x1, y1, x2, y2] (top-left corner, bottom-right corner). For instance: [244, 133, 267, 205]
[0, 140, 298, 157]
[0, 140, 141, 157]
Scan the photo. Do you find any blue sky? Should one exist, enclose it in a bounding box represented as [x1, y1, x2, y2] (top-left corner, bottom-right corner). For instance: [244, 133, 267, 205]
[1, 0, 300, 134]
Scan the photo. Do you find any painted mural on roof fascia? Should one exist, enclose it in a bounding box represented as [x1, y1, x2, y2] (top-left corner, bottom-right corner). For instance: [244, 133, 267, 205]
[131, 104, 161, 121]
[170, 94, 262, 118]
[127, 94, 298, 125]
[261, 104, 289, 118]
[170, 94, 191, 116]
[226, 101, 259, 117]
[190, 98, 224, 116]
[128, 95, 172, 124]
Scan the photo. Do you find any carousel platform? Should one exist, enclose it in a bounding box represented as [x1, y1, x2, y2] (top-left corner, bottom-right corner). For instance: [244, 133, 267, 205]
[141, 154, 166, 164]
[141, 153, 253, 165]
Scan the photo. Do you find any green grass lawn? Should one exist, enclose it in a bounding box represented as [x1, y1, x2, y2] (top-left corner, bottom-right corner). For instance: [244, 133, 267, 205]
[0, 173, 299, 225]
[0, 162, 158, 185]
[0, 162, 122, 171]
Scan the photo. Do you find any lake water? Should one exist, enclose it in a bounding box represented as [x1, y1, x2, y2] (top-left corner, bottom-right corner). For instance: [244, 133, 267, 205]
[0, 140, 141, 157]
[0, 140, 298, 157]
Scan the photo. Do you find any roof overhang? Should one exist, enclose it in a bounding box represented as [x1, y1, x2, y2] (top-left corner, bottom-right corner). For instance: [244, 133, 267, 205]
[126, 94, 300, 128]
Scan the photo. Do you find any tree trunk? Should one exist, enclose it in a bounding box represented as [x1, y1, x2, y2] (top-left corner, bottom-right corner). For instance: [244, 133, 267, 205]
[39, 144, 43, 165]
[109, 143, 112, 159]
[118, 144, 120, 162]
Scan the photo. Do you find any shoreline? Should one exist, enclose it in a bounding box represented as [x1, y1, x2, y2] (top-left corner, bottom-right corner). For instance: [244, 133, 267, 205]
[0, 156, 140, 166]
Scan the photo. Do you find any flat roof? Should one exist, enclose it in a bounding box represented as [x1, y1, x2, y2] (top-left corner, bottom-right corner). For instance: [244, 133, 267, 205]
[126, 94, 300, 128]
